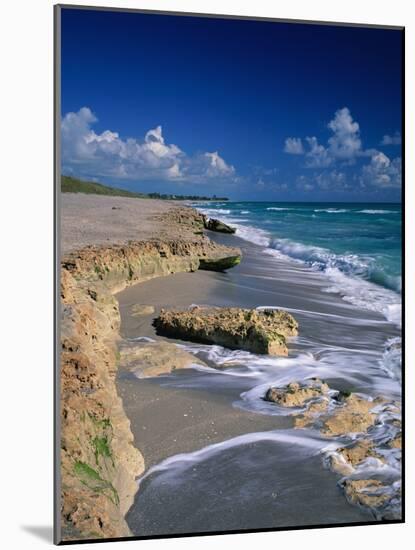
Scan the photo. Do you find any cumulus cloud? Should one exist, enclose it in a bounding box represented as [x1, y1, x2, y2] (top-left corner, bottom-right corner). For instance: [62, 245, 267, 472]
[381, 132, 402, 146]
[315, 170, 349, 191]
[283, 107, 362, 167]
[327, 107, 362, 160]
[361, 151, 401, 188]
[61, 107, 235, 183]
[284, 137, 304, 155]
[282, 107, 401, 193]
[305, 136, 332, 168]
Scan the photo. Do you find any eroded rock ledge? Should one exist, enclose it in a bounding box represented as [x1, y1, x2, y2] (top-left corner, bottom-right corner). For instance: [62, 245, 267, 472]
[60, 208, 241, 540]
[155, 306, 298, 356]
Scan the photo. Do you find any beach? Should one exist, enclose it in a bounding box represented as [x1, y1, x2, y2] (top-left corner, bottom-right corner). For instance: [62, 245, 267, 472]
[60, 193, 402, 540]
[116, 232, 400, 535]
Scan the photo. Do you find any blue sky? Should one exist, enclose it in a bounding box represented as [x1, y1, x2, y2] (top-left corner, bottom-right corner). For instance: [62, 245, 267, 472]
[61, 8, 403, 202]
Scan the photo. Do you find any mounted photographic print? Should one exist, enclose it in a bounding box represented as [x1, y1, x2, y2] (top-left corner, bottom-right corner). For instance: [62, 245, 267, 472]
[54, 4, 404, 544]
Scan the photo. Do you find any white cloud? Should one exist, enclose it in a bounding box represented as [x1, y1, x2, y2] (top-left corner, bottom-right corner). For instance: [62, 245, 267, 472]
[315, 170, 349, 191]
[283, 107, 362, 167]
[361, 151, 401, 188]
[282, 106, 401, 194]
[61, 107, 235, 183]
[284, 137, 304, 155]
[305, 136, 332, 168]
[381, 132, 402, 145]
[327, 107, 362, 160]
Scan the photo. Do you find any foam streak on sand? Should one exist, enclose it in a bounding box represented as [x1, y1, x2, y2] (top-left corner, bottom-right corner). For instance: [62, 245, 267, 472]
[139, 429, 339, 482]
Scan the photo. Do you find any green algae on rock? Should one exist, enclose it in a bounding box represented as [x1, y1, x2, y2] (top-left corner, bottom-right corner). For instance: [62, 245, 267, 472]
[154, 306, 298, 356]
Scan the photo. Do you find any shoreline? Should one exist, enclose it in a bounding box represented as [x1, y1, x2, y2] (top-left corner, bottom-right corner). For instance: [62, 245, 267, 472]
[60, 194, 401, 540]
[116, 224, 401, 532]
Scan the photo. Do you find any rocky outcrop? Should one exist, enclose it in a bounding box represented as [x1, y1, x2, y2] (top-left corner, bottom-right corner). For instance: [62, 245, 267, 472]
[339, 478, 400, 520]
[62, 238, 241, 293]
[60, 269, 143, 540]
[119, 340, 207, 378]
[204, 217, 236, 234]
[154, 306, 298, 356]
[320, 394, 383, 436]
[265, 378, 401, 520]
[265, 378, 329, 407]
[60, 209, 242, 541]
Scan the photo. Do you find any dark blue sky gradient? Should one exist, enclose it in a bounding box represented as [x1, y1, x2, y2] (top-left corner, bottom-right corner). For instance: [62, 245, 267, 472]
[61, 8, 403, 201]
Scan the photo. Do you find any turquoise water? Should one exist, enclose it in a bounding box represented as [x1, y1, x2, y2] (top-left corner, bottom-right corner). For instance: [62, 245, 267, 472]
[195, 202, 402, 326]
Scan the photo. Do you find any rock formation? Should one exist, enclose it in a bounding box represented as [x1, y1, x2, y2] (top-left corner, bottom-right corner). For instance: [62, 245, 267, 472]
[265, 378, 329, 407]
[119, 340, 207, 378]
[204, 217, 236, 234]
[154, 306, 298, 356]
[262, 378, 401, 520]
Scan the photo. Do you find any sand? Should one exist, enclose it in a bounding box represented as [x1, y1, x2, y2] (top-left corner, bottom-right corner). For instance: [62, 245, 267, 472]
[61, 193, 180, 253]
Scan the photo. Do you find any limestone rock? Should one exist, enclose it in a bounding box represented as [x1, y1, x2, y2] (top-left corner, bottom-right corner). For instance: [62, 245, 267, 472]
[265, 378, 329, 407]
[341, 479, 390, 509]
[120, 340, 206, 378]
[204, 217, 236, 234]
[321, 394, 382, 436]
[154, 306, 298, 356]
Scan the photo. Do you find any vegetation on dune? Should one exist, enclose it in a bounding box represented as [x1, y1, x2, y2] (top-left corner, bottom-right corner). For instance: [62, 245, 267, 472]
[61, 175, 228, 201]
[61, 175, 148, 198]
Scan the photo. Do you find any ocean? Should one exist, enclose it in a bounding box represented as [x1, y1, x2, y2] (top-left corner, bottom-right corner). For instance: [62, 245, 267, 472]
[195, 202, 402, 328]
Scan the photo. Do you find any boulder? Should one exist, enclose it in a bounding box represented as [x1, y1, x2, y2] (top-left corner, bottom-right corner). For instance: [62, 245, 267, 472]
[204, 217, 236, 234]
[265, 378, 329, 407]
[326, 440, 383, 476]
[199, 254, 241, 271]
[154, 306, 298, 356]
[321, 394, 383, 436]
[340, 479, 390, 510]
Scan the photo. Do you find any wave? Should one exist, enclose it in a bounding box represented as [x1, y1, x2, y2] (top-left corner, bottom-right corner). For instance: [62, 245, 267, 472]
[267, 237, 401, 292]
[314, 208, 348, 213]
[379, 337, 402, 383]
[358, 209, 394, 214]
[232, 222, 271, 247]
[266, 207, 293, 211]
[323, 267, 401, 329]
[194, 207, 401, 328]
[201, 208, 231, 216]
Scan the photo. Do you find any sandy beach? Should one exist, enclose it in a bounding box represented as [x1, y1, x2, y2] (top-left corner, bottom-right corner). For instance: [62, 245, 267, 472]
[62, 193, 189, 253]
[115, 230, 401, 534]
